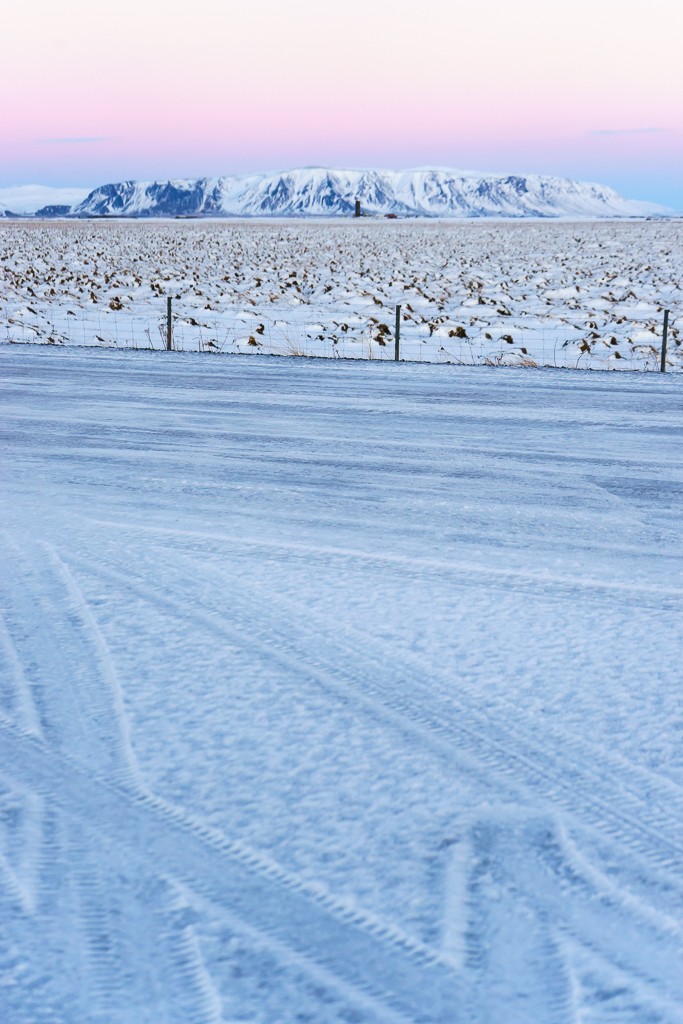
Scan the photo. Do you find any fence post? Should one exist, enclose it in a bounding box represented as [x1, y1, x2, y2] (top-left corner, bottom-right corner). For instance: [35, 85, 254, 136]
[394, 304, 401, 361]
[354, 199, 361, 218]
[660, 308, 669, 372]
[166, 297, 173, 351]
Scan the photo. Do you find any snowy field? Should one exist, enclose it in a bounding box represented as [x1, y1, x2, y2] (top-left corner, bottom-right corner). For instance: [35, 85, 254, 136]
[1, 347, 682, 1023]
[2, 219, 682, 371]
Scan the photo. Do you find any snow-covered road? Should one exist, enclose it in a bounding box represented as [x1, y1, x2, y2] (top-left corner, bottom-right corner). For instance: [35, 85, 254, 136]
[1, 347, 681, 1023]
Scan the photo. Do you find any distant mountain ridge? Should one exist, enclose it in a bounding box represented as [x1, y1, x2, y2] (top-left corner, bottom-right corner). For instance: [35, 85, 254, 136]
[1, 169, 670, 219]
[71, 168, 667, 219]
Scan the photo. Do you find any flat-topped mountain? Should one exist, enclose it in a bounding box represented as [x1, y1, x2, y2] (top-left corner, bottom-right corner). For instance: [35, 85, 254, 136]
[69, 168, 667, 219]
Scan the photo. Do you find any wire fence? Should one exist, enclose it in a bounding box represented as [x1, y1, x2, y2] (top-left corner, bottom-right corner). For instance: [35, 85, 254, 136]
[3, 217, 682, 370]
[3, 296, 681, 372]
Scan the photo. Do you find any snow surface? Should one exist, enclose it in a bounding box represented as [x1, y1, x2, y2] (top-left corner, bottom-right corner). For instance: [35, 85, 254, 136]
[2, 219, 682, 371]
[1, 346, 682, 1023]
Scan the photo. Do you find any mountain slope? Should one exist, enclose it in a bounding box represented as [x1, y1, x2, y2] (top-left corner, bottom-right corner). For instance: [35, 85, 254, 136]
[72, 168, 668, 219]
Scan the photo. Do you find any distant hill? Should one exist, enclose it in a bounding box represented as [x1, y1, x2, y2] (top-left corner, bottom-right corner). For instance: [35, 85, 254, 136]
[69, 168, 669, 219]
[0, 185, 92, 216]
[34, 205, 72, 218]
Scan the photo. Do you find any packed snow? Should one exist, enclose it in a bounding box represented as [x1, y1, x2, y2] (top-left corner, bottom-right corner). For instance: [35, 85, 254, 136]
[2, 219, 681, 370]
[1, 346, 682, 1023]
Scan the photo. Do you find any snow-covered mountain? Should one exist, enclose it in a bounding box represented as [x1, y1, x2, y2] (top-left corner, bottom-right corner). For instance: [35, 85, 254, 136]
[68, 168, 670, 219]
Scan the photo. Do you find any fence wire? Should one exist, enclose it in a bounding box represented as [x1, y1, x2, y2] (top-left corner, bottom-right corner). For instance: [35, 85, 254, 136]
[3, 296, 680, 372]
[3, 219, 681, 370]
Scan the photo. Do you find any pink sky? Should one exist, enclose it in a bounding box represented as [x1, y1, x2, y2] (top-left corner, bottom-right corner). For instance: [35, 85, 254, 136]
[3, 0, 682, 207]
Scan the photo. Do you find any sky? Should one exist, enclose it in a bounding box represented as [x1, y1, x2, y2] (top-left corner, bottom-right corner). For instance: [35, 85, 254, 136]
[2, 0, 682, 209]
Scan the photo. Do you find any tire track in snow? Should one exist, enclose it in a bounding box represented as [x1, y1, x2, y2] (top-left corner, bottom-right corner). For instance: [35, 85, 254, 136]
[0, 777, 43, 916]
[189, 544, 683, 825]
[0, 535, 225, 1024]
[69, 544, 683, 1002]
[148, 881, 225, 1024]
[85, 516, 683, 611]
[0, 534, 139, 786]
[74, 548, 683, 879]
[0, 807, 88, 1024]
[66, 522, 683, 831]
[68, 821, 122, 1024]
[5, 544, 679, 1015]
[0, 615, 41, 736]
[462, 810, 683, 1020]
[69, 825, 223, 1024]
[0, 717, 462, 1024]
[1, 535, 466, 1023]
[464, 818, 577, 1024]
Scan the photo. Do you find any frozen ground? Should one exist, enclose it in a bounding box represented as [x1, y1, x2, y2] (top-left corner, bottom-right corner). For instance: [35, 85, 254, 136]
[1, 219, 681, 370]
[1, 347, 682, 1023]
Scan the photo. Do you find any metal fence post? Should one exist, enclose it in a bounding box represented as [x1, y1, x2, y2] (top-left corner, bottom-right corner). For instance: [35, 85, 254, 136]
[166, 297, 173, 351]
[394, 304, 401, 361]
[660, 308, 669, 372]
